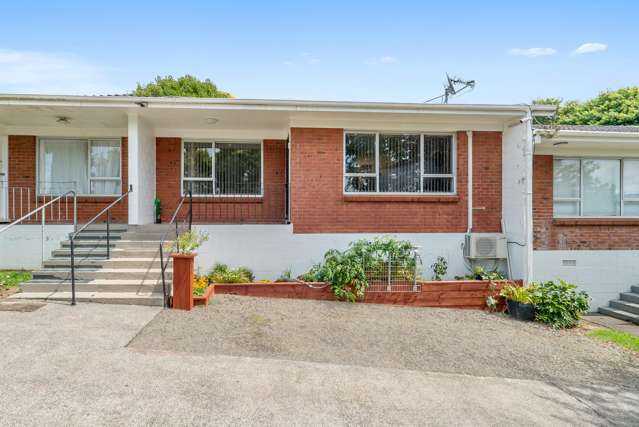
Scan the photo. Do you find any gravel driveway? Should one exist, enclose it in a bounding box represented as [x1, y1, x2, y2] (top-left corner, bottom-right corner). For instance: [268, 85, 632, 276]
[130, 295, 639, 389]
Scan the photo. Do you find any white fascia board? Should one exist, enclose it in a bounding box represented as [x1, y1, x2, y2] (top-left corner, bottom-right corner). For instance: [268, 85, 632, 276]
[288, 118, 504, 132]
[154, 128, 288, 140]
[0, 94, 534, 116]
[534, 129, 639, 145]
[4, 126, 127, 138]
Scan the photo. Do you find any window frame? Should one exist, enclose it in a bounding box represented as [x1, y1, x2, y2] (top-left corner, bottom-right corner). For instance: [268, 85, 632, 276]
[553, 156, 639, 218]
[37, 137, 122, 197]
[343, 131, 457, 195]
[180, 139, 264, 197]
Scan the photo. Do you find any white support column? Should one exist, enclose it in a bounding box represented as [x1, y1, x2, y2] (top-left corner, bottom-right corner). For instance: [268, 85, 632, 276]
[0, 134, 8, 221]
[466, 131, 473, 233]
[127, 112, 156, 225]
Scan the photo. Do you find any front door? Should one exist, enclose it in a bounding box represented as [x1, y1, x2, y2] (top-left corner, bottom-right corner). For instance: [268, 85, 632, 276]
[0, 136, 8, 222]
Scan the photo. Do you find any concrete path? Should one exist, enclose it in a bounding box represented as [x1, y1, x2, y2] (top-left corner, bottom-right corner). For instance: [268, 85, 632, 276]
[0, 301, 633, 426]
[586, 314, 639, 336]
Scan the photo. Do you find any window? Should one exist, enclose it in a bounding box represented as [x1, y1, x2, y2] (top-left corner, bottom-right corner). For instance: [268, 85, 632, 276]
[344, 132, 455, 194]
[39, 138, 121, 195]
[182, 140, 262, 196]
[553, 158, 639, 217]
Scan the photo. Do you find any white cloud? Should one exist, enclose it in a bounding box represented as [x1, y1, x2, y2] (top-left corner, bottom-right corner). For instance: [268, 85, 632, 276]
[507, 47, 557, 58]
[0, 48, 122, 95]
[282, 60, 293, 66]
[572, 42, 608, 55]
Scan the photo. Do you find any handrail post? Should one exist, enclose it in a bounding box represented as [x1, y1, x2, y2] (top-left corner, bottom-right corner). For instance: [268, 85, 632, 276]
[106, 210, 111, 259]
[70, 237, 76, 306]
[41, 208, 45, 266]
[73, 193, 77, 233]
[188, 190, 193, 231]
[160, 244, 167, 308]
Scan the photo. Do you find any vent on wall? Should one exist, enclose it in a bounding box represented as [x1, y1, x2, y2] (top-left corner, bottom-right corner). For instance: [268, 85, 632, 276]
[562, 259, 577, 267]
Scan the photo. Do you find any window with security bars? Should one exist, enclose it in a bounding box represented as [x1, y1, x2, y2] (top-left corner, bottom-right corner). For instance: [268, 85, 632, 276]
[344, 132, 455, 194]
[182, 141, 262, 196]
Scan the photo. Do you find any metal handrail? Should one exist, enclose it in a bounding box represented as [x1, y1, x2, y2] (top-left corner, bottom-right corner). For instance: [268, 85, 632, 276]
[0, 190, 77, 235]
[69, 185, 132, 306]
[159, 191, 193, 308]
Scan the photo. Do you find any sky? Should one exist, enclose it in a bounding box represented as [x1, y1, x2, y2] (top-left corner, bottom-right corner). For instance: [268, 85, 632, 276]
[1, 0, 638, 104]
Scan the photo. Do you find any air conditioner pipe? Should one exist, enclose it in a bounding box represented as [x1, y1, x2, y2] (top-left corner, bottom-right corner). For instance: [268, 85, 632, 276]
[466, 131, 473, 234]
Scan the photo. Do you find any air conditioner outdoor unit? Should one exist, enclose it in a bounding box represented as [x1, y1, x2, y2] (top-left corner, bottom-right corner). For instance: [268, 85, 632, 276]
[464, 233, 508, 259]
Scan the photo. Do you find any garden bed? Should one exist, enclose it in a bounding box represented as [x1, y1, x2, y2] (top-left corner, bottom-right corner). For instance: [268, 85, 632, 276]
[213, 280, 517, 310]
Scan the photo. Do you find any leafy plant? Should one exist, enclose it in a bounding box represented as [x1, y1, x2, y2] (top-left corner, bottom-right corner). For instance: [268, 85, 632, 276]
[275, 268, 293, 282]
[500, 284, 537, 304]
[165, 229, 208, 254]
[193, 275, 209, 296]
[299, 237, 417, 302]
[534, 87, 639, 126]
[458, 265, 506, 281]
[134, 75, 232, 98]
[208, 263, 254, 283]
[531, 280, 590, 329]
[0, 271, 32, 289]
[430, 256, 448, 281]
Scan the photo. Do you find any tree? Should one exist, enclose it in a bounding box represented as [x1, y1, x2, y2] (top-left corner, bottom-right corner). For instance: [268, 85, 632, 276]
[133, 75, 232, 98]
[533, 87, 639, 126]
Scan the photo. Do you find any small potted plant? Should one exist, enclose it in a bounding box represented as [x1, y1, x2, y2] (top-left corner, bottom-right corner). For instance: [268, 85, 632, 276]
[500, 284, 536, 321]
[166, 229, 208, 310]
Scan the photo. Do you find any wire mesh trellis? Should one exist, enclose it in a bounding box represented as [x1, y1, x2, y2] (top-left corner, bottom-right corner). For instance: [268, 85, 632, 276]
[365, 251, 422, 293]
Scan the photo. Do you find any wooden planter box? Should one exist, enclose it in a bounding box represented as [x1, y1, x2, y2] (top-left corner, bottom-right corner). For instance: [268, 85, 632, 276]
[211, 279, 519, 310]
[193, 285, 216, 307]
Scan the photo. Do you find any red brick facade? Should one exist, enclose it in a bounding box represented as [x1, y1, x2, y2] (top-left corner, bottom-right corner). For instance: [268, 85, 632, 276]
[155, 138, 287, 223]
[533, 154, 639, 250]
[7, 135, 128, 223]
[290, 128, 502, 233]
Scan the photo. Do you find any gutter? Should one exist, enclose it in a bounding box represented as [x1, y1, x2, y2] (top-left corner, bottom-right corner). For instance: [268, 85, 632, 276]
[0, 94, 553, 116]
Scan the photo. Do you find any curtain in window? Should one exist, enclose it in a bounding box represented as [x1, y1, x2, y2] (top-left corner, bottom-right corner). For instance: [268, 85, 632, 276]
[623, 160, 639, 216]
[215, 143, 261, 195]
[345, 133, 376, 192]
[553, 159, 580, 216]
[379, 134, 420, 192]
[183, 142, 213, 195]
[90, 140, 120, 195]
[582, 159, 620, 216]
[40, 139, 88, 194]
[423, 135, 453, 193]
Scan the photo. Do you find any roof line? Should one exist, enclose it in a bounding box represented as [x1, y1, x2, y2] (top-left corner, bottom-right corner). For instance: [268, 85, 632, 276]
[0, 93, 554, 115]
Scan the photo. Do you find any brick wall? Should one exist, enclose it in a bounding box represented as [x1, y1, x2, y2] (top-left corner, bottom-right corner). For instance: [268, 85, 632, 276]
[155, 138, 287, 223]
[7, 135, 128, 223]
[533, 154, 639, 249]
[289, 128, 502, 233]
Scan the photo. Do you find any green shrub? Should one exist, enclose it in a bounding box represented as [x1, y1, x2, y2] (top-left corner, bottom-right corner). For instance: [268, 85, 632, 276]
[208, 263, 254, 283]
[500, 284, 537, 304]
[0, 271, 32, 288]
[532, 280, 590, 329]
[299, 237, 417, 302]
[458, 265, 506, 281]
[275, 268, 293, 282]
[430, 256, 448, 281]
[165, 229, 208, 254]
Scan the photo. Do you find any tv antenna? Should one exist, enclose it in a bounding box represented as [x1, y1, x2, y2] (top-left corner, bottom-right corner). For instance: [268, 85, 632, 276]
[424, 74, 476, 103]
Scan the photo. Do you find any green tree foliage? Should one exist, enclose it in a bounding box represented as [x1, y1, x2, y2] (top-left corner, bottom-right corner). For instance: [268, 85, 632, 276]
[134, 75, 232, 98]
[533, 87, 639, 125]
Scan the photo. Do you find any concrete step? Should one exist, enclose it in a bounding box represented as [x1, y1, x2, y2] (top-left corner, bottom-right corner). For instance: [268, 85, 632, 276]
[620, 292, 639, 304]
[22, 279, 166, 293]
[9, 291, 164, 307]
[121, 232, 171, 241]
[632, 285, 639, 294]
[80, 224, 128, 232]
[60, 240, 116, 248]
[31, 268, 172, 281]
[599, 307, 639, 325]
[52, 248, 160, 258]
[610, 300, 639, 315]
[71, 232, 123, 240]
[43, 258, 168, 269]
